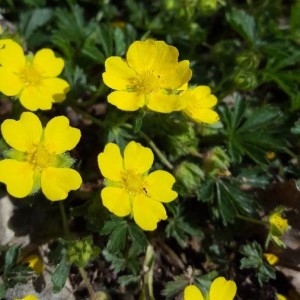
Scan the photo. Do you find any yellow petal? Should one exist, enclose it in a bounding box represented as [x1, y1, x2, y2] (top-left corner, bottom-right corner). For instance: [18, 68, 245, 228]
[183, 108, 220, 124]
[101, 187, 131, 217]
[187, 86, 218, 108]
[0, 68, 23, 96]
[44, 116, 81, 154]
[19, 86, 53, 111]
[209, 277, 237, 300]
[98, 143, 123, 181]
[1, 112, 42, 152]
[146, 170, 177, 202]
[0, 159, 34, 198]
[21, 254, 44, 275]
[103, 56, 136, 90]
[41, 77, 70, 103]
[108, 91, 145, 111]
[33, 48, 64, 77]
[127, 40, 179, 74]
[41, 167, 82, 201]
[161, 60, 192, 89]
[132, 194, 167, 231]
[147, 93, 185, 113]
[124, 141, 153, 174]
[184, 285, 205, 300]
[0, 39, 25, 71]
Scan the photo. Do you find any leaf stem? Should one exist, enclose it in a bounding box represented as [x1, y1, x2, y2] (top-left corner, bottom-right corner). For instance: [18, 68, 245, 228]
[78, 266, 96, 300]
[59, 202, 71, 238]
[122, 123, 174, 170]
[236, 213, 266, 226]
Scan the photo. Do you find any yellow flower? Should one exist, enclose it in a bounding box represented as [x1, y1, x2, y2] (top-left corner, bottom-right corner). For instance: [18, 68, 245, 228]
[276, 294, 287, 300]
[21, 254, 44, 275]
[184, 277, 237, 300]
[263, 253, 279, 266]
[269, 211, 289, 236]
[0, 112, 82, 201]
[102, 39, 192, 113]
[15, 295, 39, 300]
[0, 39, 69, 111]
[180, 85, 219, 124]
[98, 141, 177, 230]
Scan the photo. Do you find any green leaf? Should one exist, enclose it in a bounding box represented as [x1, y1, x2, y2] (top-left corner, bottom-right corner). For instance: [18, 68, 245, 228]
[240, 241, 276, 286]
[19, 8, 53, 40]
[101, 218, 128, 254]
[161, 276, 189, 299]
[226, 8, 257, 45]
[51, 256, 71, 294]
[118, 275, 141, 286]
[4, 245, 20, 273]
[0, 284, 5, 299]
[166, 205, 203, 247]
[102, 250, 126, 273]
[221, 95, 285, 164]
[128, 223, 148, 254]
[237, 167, 271, 188]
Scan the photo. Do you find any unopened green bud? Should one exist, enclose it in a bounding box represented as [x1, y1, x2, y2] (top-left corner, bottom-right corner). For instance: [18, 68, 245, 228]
[203, 147, 230, 177]
[236, 50, 260, 70]
[164, 0, 176, 10]
[233, 69, 258, 91]
[175, 161, 204, 196]
[167, 123, 199, 159]
[198, 0, 217, 15]
[66, 237, 100, 267]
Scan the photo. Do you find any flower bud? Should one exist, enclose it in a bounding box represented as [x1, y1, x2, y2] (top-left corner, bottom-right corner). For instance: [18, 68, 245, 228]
[66, 237, 100, 267]
[198, 0, 218, 15]
[203, 147, 230, 177]
[236, 50, 260, 70]
[175, 161, 204, 196]
[233, 69, 258, 91]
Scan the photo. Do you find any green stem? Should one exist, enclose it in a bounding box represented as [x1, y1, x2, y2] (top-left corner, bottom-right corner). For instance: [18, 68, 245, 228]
[236, 213, 266, 226]
[78, 267, 96, 300]
[122, 123, 174, 170]
[59, 202, 70, 238]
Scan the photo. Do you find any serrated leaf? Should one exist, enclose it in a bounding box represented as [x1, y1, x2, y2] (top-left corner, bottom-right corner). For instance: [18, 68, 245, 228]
[51, 256, 71, 294]
[102, 250, 126, 273]
[226, 8, 257, 44]
[128, 223, 148, 253]
[118, 275, 141, 286]
[161, 276, 189, 299]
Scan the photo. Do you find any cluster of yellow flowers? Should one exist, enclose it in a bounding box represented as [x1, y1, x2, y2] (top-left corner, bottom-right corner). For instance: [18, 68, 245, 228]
[0, 38, 219, 231]
[103, 39, 219, 124]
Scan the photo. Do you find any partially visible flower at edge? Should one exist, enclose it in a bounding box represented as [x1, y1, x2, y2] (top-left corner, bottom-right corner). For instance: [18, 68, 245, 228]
[98, 141, 178, 230]
[21, 254, 44, 275]
[0, 39, 69, 111]
[263, 253, 279, 266]
[15, 295, 39, 300]
[276, 293, 287, 300]
[102, 39, 192, 113]
[0, 112, 82, 201]
[180, 85, 219, 124]
[184, 276, 237, 300]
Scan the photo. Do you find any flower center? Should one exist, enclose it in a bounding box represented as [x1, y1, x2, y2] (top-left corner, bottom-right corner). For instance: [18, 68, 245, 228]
[130, 71, 161, 94]
[121, 170, 146, 195]
[19, 63, 42, 86]
[26, 143, 56, 171]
